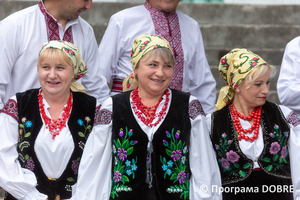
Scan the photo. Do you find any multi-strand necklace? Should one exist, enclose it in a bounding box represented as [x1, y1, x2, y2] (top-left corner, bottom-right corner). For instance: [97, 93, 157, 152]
[38, 89, 73, 139]
[230, 104, 262, 142]
[131, 87, 170, 127]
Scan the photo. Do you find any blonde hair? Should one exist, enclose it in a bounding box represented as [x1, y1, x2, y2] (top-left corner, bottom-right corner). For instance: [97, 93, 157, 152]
[37, 48, 71, 67]
[134, 47, 175, 81]
[245, 64, 276, 85]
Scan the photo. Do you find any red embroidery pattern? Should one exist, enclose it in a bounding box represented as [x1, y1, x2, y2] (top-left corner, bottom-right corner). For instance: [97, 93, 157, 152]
[38, 1, 73, 43]
[145, 1, 184, 91]
[94, 106, 112, 125]
[2, 99, 19, 122]
[287, 111, 300, 127]
[189, 99, 205, 120]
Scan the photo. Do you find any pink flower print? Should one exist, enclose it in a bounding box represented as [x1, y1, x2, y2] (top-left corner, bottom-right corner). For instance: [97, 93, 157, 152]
[130, 73, 134, 79]
[226, 150, 240, 163]
[234, 84, 239, 90]
[144, 40, 149, 44]
[221, 58, 226, 64]
[131, 50, 133, 56]
[281, 146, 287, 159]
[226, 65, 229, 69]
[251, 61, 257, 66]
[153, 45, 159, 49]
[127, 83, 131, 89]
[69, 49, 74, 55]
[253, 57, 258, 60]
[171, 150, 182, 161]
[221, 158, 230, 169]
[177, 171, 186, 184]
[71, 160, 80, 174]
[140, 45, 146, 51]
[64, 49, 69, 54]
[269, 142, 280, 155]
[118, 148, 127, 161]
[113, 171, 122, 182]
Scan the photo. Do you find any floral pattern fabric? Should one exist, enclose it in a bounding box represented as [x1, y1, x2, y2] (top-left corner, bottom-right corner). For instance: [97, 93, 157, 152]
[161, 128, 189, 199]
[111, 127, 138, 198]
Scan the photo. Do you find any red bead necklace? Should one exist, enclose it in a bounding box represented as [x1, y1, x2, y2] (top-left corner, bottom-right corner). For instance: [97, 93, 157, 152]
[38, 89, 73, 139]
[131, 87, 170, 127]
[230, 104, 262, 142]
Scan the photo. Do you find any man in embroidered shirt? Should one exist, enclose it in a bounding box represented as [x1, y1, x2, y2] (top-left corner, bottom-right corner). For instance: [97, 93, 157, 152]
[98, 0, 216, 114]
[0, 0, 109, 109]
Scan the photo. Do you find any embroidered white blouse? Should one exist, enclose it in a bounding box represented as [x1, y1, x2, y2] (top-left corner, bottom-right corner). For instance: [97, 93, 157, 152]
[0, 1, 109, 109]
[0, 95, 101, 200]
[206, 105, 300, 199]
[72, 89, 222, 200]
[98, 4, 216, 114]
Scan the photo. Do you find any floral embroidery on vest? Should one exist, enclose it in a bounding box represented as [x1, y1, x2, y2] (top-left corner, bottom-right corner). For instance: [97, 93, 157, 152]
[161, 128, 189, 199]
[111, 127, 138, 198]
[214, 133, 251, 178]
[77, 117, 92, 150]
[18, 117, 34, 170]
[261, 124, 289, 172]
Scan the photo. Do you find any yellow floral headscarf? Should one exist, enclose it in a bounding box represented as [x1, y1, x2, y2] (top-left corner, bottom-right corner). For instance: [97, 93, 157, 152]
[122, 34, 173, 92]
[38, 40, 87, 93]
[215, 48, 267, 110]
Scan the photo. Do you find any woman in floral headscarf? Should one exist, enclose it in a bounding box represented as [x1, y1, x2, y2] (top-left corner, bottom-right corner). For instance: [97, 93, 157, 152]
[73, 34, 221, 200]
[208, 48, 300, 199]
[0, 40, 102, 200]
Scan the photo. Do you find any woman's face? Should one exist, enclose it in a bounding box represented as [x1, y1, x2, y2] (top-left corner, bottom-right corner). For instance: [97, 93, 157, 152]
[134, 52, 174, 97]
[234, 69, 271, 108]
[38, 57, 74, 98]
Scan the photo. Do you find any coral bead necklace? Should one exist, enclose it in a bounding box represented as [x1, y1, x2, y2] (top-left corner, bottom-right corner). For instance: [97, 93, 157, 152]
[38, 89, 73, 139]
[230, 104, 262, 142]
[131, 87, 170, 127]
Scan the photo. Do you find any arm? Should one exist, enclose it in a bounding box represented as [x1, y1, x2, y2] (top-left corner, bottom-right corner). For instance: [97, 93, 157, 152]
[98, 15, 124, 94]
[0, 97, 47, 199]
[0, 19, 19, 109]
[277, 37, 300, 116]
[280, 105, 300, 200]
[188, 28, 216, 115]
[80, 27, 109, 104]
[72, 98, 113, 200]
[188, 96, 222, 200]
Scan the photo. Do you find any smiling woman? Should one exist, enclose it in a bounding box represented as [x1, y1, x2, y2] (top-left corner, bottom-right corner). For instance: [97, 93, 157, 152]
[73, 34, 222, 200]
[0, 40, 101, 200]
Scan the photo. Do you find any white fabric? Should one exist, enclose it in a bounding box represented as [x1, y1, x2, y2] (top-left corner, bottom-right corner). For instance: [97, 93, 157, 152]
[98, 5, 216, 114]
[72, 90, 222, 200]
[0, 3, 109, 109]
[206, 105, 300, 200]
[0, 95, 101, 200]
[277, 36, 300, 117]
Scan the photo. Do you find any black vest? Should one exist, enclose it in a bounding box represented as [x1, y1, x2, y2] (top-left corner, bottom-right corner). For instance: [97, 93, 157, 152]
[110, 89, 191, 200]
[7, 89, 96, 200]
[211, 101, 291, 185]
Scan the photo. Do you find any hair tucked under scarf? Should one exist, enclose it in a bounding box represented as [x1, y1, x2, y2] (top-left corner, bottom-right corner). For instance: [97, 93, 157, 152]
[122, 34, 173, 92]
[38, 40, 87, 93]
[215, 48, 267, 110]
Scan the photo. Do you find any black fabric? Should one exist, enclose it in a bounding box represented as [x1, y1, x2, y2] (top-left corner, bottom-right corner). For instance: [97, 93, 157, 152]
[5, 88, 96, 200]
[111, 89, 192, 200]
[211, 101, 292, 199]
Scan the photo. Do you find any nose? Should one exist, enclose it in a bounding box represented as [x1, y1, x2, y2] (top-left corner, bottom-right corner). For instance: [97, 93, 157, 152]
[262, 83, 269, 94]
[49, 68, 57, 78]
[85, 0, 93, 10]
[155, 66, 164, 77]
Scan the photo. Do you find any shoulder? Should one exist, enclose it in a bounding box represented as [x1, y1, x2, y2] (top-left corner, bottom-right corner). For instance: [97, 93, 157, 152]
[77, 16, 93, 30]
[2, 4, 39, 24]
[110, 5, 146, 21]
[176, 10, 199, 26]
